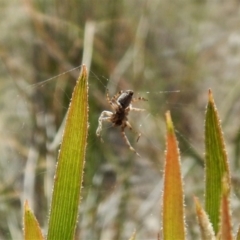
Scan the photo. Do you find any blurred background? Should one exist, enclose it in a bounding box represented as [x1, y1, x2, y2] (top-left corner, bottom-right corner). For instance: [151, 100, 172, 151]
[1, 0, 240, 239]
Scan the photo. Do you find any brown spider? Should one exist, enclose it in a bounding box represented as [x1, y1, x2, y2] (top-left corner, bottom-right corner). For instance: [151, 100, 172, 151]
[96, 89, 147, 156]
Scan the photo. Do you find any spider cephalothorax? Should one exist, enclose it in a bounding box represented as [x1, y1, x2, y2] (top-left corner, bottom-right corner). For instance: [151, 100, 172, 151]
[96, 89, 147, 156]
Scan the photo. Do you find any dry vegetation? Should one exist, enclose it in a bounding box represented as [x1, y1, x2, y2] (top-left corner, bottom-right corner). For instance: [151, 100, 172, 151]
[1, 0, 240, 239]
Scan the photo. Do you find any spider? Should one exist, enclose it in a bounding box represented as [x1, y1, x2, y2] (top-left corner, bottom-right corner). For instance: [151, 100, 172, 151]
[96, 89, 147, 156]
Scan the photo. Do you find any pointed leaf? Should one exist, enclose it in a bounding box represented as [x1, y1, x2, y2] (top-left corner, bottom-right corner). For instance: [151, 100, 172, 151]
[194, 196, 215, 240]
[162, 111, 185, 240]
[47, 65, 88, 239]
[218, 175, 233, 240]
[24, 201, 44, 240]
[204, 89, 230, 234]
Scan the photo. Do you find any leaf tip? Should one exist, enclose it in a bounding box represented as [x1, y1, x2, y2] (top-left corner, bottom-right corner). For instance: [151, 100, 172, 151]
[165, 110, 174, 133]
[194, 196, 216, 240]
[208, 89, 214, 103]
[77, 64, 88, 85]
[80, 64, 87, 80]
[24, 200, 30, 211]
[81, 64, 88, 78]
[193, 196, 201, 214]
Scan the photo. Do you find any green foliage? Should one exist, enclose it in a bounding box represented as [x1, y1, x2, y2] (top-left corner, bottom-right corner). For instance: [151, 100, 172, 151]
[24, 201, 44, 240]
[19, 74, 240, 239]
[204, 90, 230, 234]
[47, 66, 88, 239]
[22, 65, 89, 240]
[2, 1, 240, 239]
[161, 90, 234, 239]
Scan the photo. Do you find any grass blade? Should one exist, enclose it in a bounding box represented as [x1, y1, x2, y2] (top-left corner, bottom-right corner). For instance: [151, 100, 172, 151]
[204, 89, 230, 234]
[47, 65, 88, 239]
[218, 175, 233, 240]
[162, 111, 185, 240]
[194, 196, 215, 240]
[23, 201, 44, 240]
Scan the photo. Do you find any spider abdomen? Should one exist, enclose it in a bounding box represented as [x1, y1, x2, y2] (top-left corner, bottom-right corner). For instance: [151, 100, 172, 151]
[112, 109, 127, 126]
[117, 90, 133, 109]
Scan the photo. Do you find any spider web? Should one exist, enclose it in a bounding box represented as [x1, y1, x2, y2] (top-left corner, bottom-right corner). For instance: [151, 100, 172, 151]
[2, 64, 205, 239]
[7, 65, 203, 159]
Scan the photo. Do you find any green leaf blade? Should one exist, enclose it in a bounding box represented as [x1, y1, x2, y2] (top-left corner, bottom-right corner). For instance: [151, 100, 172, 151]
[47, 65, 88, 240]
[204, 89, 230, 234]
[24, 201, 44, 240]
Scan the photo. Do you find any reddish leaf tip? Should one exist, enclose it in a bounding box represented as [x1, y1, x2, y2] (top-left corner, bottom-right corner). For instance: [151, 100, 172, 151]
[165, 111, 174, 133]
[81, 64, 88, 77]
[193, 196, 201, 212]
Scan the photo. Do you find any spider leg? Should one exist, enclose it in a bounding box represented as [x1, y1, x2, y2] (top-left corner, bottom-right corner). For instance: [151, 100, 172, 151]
[106, 89, 111, 104]
[126, 121, 141, 142]
[96, 111, 113, 142]
[130, 107, 146, 112]
[121, 124, 140, 157]
[111, 90, 123, 102]
[129, 106, 145, 141]
[132, 97, 148, 103]
[106, 88, 123, 104]
[106, 89, 122, 111]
